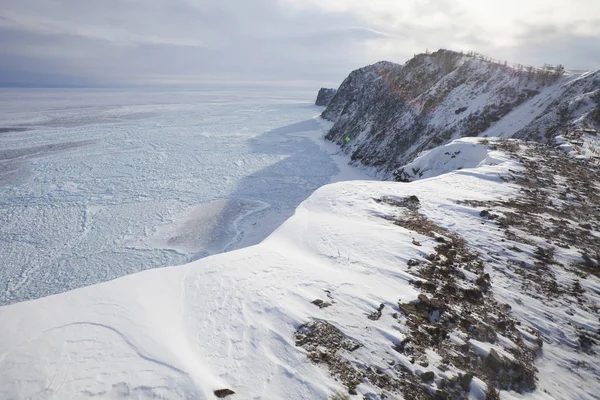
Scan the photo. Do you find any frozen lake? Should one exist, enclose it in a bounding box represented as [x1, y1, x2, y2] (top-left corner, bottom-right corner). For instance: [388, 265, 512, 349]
[0, 88, 360, 305]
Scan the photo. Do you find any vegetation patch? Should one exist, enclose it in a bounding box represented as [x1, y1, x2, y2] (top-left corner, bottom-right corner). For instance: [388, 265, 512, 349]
[381, 196, 538, 395]
[459, 139, 599, 352]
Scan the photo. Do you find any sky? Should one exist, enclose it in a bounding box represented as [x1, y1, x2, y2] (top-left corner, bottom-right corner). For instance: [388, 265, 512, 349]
[1, 0, 599, 88]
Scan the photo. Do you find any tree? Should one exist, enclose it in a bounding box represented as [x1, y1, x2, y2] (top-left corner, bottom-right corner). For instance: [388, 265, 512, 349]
[526, 66, 535, 80]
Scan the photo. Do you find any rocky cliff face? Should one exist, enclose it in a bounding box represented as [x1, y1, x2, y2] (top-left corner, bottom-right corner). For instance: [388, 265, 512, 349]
[315, 88, 337, 106]
[322, 49, 600, 176]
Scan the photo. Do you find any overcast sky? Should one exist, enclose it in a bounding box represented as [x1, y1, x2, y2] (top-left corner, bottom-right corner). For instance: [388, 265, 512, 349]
[1, 0, 599, 87]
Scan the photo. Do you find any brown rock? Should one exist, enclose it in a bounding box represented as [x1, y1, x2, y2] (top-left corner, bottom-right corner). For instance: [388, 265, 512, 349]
[418, 293, 430, 303]
[312, 299, 332, 308]
[486, 349, 506, 372]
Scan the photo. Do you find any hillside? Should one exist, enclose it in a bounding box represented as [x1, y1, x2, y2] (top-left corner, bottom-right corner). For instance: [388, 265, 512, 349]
[322, 50, 600, 176]
[1, 136, 598, 399]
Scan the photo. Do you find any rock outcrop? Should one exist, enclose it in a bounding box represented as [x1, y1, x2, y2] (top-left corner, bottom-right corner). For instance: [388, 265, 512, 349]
[315, 87, 337, 106]
[321, 49, 600, 176]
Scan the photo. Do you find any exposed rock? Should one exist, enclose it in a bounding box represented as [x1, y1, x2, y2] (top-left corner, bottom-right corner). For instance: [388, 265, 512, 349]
[378, 197, 539, 393]
[295, 321, 361, 353]
[312, 299, 332, 308]
[485, 349, 507, 372]
[420, 371, 435, 382]
[214, 389, 235, 398]
[315, 88, 337, 106]
[460, 373, 473, 391]
[476, 273, 491, 288]
[367, 303, 385, 320]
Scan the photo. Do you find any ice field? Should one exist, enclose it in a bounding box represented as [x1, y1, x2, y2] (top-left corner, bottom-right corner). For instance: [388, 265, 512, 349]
[0, 88, 365, 305]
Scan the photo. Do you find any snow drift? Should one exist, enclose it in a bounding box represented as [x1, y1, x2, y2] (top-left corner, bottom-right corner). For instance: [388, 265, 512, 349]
[392, 137, 504, 181]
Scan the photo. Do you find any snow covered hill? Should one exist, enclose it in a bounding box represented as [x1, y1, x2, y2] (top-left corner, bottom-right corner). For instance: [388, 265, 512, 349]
[322, 49, 600, 176]
[1, 138, 598, 399]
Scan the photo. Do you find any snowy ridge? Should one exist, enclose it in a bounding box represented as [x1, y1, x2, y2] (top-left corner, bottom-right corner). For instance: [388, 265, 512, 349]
[1, 138, 598, 399]
[322, 49, 600, 176]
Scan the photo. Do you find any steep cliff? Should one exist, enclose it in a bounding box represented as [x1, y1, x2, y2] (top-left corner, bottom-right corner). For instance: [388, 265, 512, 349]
[315, 88, 337, 106]
[322, 49, 600, 176]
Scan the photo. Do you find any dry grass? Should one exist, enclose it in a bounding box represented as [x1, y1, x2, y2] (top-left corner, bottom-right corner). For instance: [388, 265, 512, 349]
[296, 140, 599, 398]
[380, 196, 537, 396]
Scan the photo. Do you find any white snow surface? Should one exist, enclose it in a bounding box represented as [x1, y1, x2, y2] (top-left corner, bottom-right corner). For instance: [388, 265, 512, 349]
[3, 139, 597, 399]
[394, 138, 504, 181]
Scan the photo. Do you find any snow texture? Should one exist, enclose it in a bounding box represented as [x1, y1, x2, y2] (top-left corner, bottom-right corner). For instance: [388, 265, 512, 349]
[1, 137, 597, 399]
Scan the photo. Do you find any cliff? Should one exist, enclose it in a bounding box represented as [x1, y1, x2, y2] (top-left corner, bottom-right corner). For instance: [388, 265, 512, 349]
[315, 87, 337, 106]
[322, 49, 600, 176]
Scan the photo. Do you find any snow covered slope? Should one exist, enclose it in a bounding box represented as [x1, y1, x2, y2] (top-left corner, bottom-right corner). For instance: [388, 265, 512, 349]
[322, 49, 600, 176]
[1, 138, 598, 399]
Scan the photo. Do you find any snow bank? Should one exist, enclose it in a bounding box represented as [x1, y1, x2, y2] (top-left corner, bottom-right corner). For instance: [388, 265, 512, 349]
[393, 138, 505, 181]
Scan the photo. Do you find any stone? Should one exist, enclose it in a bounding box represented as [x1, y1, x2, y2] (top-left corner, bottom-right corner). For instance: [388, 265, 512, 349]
[312, 299, 332, 308]
[214, 389, 235, 398]
[475, 273, 491, 288]
[420, 371, 435, 382]
[418, 293, 430, 303]
[459, 373, 473, 391]
[486, 349, 506, 372]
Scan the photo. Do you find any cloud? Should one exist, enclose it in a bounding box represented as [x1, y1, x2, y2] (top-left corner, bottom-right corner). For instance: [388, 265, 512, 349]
[0, 0, 379, 86]
[0, 0, 599, 87]
[487, 22, 600, 70]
